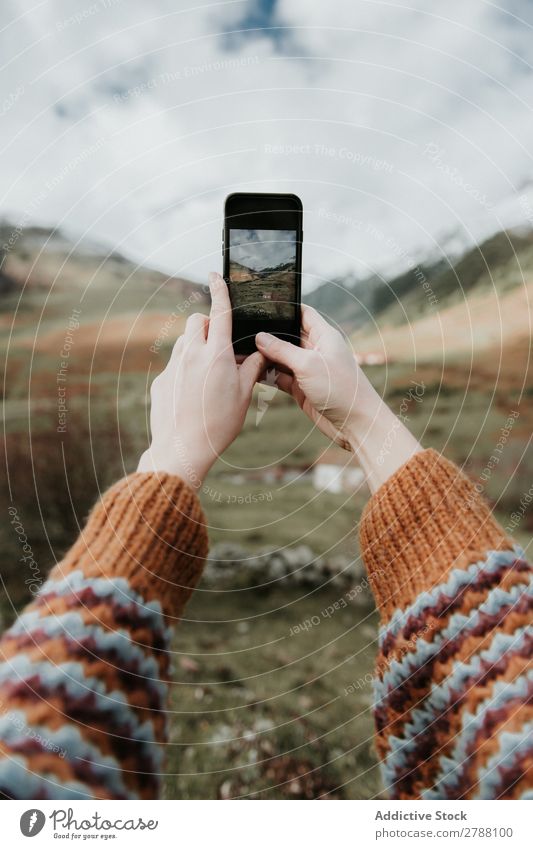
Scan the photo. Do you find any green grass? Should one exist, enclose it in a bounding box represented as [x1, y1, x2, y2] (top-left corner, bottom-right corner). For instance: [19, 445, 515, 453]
[163, 586, 382, 799]
[201, 479, 363, 555]
[202, 390, 366, 554]
[218, 389, 329, 467]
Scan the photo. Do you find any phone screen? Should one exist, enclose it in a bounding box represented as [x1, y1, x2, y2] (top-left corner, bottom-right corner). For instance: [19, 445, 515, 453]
[224, 193, 302, 354]
[228, 228, 297, 323]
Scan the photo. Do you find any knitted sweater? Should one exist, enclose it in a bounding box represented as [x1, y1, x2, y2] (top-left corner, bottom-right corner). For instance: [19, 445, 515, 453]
[0, 449, 531, 800]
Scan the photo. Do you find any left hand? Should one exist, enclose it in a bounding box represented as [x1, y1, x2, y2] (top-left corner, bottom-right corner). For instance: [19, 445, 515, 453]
[138, 272, 266, 487]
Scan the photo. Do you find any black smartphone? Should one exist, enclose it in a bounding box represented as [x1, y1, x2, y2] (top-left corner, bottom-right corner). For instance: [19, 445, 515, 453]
[223, 192, 303, 354]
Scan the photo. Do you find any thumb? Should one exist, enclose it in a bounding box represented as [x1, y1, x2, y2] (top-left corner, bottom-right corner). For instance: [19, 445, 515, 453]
[255, 332, 305, 373]
[239, 351, 267, 394]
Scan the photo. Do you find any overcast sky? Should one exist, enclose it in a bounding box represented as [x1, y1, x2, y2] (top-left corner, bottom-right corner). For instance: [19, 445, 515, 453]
[1, 0, 533, 291]
[230, 228, 295, 269]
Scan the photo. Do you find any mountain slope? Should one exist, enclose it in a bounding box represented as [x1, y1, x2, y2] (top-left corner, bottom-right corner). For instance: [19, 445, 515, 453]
[1, 224, 209, 399]
[307, 228, 533, 333]
[0, 224, 204, 302]
[353, 276, 533, 364]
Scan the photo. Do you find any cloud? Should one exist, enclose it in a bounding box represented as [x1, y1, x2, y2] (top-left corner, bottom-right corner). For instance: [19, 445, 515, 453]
[230, 228, 295, 269]
[1, 0, 533, 291]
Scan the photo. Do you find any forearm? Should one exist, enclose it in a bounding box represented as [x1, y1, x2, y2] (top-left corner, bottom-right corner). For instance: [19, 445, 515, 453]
[359, 449, 533, 800]
[346, 393, 422, 493]
[0, 472, 208, 800]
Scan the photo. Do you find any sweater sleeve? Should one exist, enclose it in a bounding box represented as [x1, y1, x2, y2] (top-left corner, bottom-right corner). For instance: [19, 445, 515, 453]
[0, 472, 208, 800]
[359, 448, 533, 800]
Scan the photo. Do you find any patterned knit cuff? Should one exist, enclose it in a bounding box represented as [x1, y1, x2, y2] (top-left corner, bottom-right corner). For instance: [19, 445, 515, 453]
[359, 448, 513, 622]
[56, 472, 209, 620]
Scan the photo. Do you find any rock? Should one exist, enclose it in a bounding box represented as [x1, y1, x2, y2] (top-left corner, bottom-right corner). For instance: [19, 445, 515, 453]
[360, 624, 377, 642]
[219, 780, 233, 800]
[202, 542, 372, 592]
[179, 656, 199, 673]
[209, 724, 234, 744]
[254, 718, 275, 733]
[284, 545, 314, 568]
[267, 555, 288, 581]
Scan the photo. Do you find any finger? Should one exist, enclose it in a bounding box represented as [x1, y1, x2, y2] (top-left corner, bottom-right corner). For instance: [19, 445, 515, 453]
[170, 335, 183, 360]
[301, 303, 336, 336]
[255, 332, 306, 373]
[271, 371, 294, 395]
[184, 313, 208, 345]
[238, 351, 267, 394]
[274, 371, 306, 410]
[207, 271, 232, 348]
[168, 334, 184, 364]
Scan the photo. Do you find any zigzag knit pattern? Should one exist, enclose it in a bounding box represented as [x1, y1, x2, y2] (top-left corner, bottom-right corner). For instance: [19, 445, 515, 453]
[0, 472, 208, 800]
[360, 449, 533, 799]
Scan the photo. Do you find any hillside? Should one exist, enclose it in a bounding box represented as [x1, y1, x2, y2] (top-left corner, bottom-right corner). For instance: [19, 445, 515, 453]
[229, 259, 256, 282]
[307, 228, 533, 335]
[354, 275, 533, 364]
[0, 224, 204, 301]
[229, 256, 296, 321]
[1, 224, 208, 399]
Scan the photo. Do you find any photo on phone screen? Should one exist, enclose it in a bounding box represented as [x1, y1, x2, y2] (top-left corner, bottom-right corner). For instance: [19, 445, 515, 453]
[223, 193, 302, 354]
[228, 229, 296, 322]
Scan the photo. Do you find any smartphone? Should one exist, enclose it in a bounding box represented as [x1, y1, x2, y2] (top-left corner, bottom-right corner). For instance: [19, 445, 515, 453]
[223, 192, 303, 354]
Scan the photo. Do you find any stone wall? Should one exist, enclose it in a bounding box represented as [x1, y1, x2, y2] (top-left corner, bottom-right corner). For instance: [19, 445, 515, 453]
[201, 542, 374, 607]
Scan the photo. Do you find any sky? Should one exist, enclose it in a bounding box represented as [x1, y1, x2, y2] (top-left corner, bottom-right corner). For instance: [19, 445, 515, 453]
[230, 228, 296, 270]
[1, 0, 533, 292]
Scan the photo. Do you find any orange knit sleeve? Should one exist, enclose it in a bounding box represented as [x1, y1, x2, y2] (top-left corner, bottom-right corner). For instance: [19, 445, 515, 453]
[0, 472, 208, 800]
[359, 449, 533, 800]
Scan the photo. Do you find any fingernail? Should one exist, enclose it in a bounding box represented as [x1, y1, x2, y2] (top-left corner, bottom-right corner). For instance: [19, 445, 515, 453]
[208, 271, 223, 289]
[256, 332, 273, 348]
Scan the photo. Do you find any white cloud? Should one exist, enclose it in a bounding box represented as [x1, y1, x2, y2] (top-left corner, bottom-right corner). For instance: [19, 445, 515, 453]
[230, 228, 295, 270]
[1, 0, 533, 291]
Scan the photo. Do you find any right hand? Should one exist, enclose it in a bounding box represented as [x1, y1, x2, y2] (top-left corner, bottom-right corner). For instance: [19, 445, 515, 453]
[255, 305, 378, 450]
[255, 306, 421, 491]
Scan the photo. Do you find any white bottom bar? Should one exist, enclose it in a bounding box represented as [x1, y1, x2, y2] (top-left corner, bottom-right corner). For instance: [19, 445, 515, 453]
[5, 799, 531, 848]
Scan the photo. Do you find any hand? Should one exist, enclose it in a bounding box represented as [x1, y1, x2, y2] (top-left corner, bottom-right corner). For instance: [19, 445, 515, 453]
[255, 306, 421, 492]
[138, 272, 266, 487]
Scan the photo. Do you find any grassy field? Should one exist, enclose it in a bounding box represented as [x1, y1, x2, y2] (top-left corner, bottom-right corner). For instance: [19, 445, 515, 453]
[163, 587, 382, 800]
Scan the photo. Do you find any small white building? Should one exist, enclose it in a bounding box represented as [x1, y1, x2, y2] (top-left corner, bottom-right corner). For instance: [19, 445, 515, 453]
[355, 351, 387, 365]
[312, 447, 365, 494]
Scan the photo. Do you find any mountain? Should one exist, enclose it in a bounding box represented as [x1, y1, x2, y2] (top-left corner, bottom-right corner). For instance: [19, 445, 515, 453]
[0, 223, 204, 302]
[0, 223, 209, 399]
[260, 260, 294, 275]
[229, 258, 295, 281]
[229, 259, 256, 282]
[307, 228, 533, 334]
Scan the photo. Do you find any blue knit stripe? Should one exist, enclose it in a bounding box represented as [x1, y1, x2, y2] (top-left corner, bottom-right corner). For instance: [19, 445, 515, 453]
[379, 547, 525, 646]
[378, 625, 531, 792]
[476, 720, 533, 799]
[423, 669, 533, 798]
[0, 656, 163, 774]
[0, 709, 134, 798]
[0, 754, 95, 800]
[28, 570, 170, 642]
[5, 611, 167, 703]
[375, 575, 533, 703]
